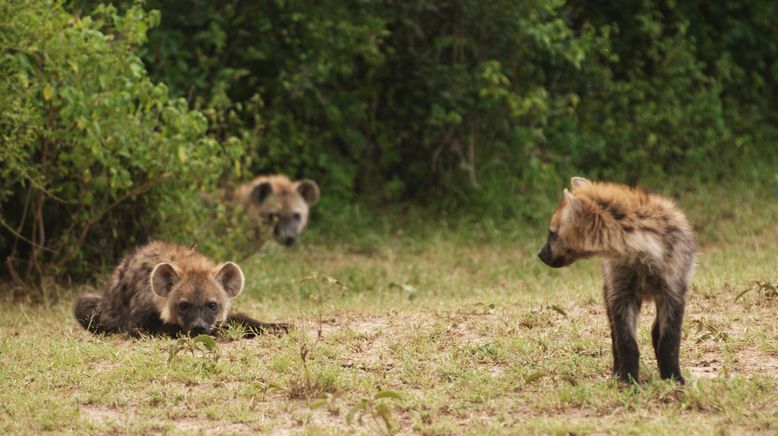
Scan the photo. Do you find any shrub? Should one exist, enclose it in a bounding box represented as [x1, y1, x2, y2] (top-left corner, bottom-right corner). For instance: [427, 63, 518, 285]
[88, 0, 777, 220]
[0, 1, 242, 288]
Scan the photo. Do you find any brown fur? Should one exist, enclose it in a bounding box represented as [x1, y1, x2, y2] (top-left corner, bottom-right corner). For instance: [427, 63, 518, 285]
[73, 241, 289, 338]
[538, 177, 695, 383]
[232, 174, 320, 246]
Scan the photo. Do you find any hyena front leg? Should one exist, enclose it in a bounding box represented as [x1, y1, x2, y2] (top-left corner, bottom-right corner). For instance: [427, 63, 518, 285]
[224, 312, 291, 337]
[604, 288, 620, 376]
[606, 294, 641, 383]
[653, 293, 686, 383]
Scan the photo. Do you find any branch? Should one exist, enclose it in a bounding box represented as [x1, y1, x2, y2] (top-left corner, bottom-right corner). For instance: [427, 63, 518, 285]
[0, 215, 56, 253]
[74, 173, 169, 249]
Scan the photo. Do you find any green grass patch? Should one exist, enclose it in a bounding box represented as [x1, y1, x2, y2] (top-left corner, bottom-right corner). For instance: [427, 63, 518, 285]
[1, 181, 778, 433]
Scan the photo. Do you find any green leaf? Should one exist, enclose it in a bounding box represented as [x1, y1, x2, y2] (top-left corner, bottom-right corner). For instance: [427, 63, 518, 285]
[374, 390, 403, 401]
[550, 305, 567, 317]
[345, 404, 363, 424]
[177, 146, 188, 162]
[734, 288, 751, 303]
[523, 371, 546, 384]
[167, 338, 187, 363]
[309, 399, 328, 409]
[43, 84, 54, 101]
[374, 402, 393, 430]
[193, 334, 216, 351]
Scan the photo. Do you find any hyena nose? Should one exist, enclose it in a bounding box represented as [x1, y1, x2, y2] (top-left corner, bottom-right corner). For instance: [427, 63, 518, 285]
[283, 236, 296, 246]
[190, 323, 208, 336]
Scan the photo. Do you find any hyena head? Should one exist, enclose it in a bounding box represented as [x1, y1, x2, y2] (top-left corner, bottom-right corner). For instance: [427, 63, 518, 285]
[538, 177, 600, 268]
[151, 261, 245, 336]
[250, 179, 319, 246]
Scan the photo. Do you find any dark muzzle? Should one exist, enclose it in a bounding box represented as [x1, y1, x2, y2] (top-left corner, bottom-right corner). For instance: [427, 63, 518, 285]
[538, 243, 567, 268]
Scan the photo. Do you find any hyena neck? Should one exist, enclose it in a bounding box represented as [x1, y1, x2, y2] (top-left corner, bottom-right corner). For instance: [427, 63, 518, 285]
[575, 211, 625, 257]
[592, 222, 666, 264]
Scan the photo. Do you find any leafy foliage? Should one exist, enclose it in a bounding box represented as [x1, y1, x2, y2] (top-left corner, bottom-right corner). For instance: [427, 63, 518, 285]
[101, 0, 778, 212]
[3, 0, 778, 288]
[0, 1, 241, 287]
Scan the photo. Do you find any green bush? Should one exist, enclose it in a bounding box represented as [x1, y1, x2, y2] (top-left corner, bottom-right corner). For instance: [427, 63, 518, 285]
[0, 1, 242, 287]
[4, 0, 778, 288]
[84, 0, 776, 218]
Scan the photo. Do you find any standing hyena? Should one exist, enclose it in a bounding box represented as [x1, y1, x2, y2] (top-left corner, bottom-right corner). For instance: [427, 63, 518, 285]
[232, 175, 320, 246]
[538, 177, 695, 383]
[73, 241, 289, 337]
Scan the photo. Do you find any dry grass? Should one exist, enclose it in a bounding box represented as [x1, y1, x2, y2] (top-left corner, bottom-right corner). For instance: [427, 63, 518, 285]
[1, 184, 778, 434]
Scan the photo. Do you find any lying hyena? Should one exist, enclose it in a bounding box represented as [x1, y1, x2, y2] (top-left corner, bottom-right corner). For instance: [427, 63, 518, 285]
[74, 241, 289, 337]
[232, 175, 320, 246]
[538, 177, 695, 383]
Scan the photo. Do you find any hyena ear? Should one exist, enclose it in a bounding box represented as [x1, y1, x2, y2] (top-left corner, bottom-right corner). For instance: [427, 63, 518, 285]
[250, 182, 273, 204]
[563, 188, 583, 216]
[295, 179, 320, 206]
[570, 177, 591, 189]
[150, 263, 181, 298]
[214, 262, 244, 298]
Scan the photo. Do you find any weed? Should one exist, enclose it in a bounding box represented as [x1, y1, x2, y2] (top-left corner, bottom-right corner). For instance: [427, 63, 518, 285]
[346, 390, 404, 435]
[287, 273, 347, 399]
[167, 334, 220, 370]
[734, 280, 778, 303]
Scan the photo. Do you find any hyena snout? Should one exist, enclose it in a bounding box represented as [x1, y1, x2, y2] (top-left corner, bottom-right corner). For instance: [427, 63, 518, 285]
[537, 243, 570, 268]
[274, 221, 300, 246]
[188, 320, 210, 337]
[274, 229, 297, 246]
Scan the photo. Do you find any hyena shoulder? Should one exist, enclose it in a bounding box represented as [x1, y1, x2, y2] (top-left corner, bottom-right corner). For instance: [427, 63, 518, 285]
[569, 182, 693, 254]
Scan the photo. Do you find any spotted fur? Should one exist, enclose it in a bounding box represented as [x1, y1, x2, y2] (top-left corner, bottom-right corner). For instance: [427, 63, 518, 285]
[73, 241, 289, 338]
[538, 177, 695, 383]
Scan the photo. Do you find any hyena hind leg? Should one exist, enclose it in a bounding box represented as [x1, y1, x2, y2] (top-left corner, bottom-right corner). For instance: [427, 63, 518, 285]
[607, 297, 641, 383]
[653, 295, 686, 383]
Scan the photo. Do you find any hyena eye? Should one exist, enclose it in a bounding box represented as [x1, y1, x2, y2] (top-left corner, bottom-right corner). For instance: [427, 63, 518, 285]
[178, 301, 191, 311]
[292, 213, 301, 221]
[206, 302, 218, 311]
[548, 230, 558, 241]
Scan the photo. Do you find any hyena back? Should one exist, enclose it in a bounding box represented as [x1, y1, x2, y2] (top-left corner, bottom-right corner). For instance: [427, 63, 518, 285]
[74, 241, 289, 337]
[538, 177, 695, 383]
[232, 174, 319, 246]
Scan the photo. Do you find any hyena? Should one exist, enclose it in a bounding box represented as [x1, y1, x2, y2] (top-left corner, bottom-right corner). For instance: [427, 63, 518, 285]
[538, 177, 695, 383]
[232, 174, 320, 246]
[73, 241, 289, 337]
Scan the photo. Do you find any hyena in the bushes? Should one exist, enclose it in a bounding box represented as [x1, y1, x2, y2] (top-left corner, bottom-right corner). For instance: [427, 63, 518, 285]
[232, 174, 320, 246]
[74, 241, 289, 338]
[538, 177, 695, 383]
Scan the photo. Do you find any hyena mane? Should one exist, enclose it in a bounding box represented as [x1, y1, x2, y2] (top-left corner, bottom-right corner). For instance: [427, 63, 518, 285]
[538, 177, 695, 383]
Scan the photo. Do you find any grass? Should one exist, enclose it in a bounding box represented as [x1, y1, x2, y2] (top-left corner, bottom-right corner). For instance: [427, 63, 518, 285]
[1, 181, 778, 434]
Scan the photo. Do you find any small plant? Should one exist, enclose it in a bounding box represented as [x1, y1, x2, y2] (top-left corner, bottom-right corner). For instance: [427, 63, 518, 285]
[217, 322, 249, 342]
[734, 280, 778, 303]
[346, 390, 404, 435]
[287, 272, 347, 399]
[167, 334, 220, 369]
[690, 319, 729, 343]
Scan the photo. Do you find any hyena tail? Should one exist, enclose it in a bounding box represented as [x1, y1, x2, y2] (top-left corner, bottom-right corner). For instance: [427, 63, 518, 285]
[73, 293, 104, 333]
[224, 312, 291, 338]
